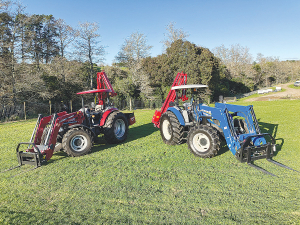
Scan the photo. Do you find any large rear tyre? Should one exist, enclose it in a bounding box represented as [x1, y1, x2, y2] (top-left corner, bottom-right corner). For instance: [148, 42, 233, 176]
[104, 112, 128, 144]
[160, 111, 184, 145]
[187, 124, 220, 158]
[62, 128, 92, 157]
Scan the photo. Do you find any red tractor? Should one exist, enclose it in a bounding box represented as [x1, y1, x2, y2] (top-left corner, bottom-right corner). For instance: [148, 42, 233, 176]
[10, 71, 135, 169]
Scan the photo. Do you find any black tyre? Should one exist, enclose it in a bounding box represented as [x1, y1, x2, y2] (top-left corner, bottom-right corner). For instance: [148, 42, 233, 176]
[62, 128, 92, 157]
[104, 111, 128, 144]
[187, 124, 220, 158]
[160, 111, 184, 145]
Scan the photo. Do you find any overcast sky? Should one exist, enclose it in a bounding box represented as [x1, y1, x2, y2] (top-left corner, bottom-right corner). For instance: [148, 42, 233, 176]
[22, 0, 300, 65]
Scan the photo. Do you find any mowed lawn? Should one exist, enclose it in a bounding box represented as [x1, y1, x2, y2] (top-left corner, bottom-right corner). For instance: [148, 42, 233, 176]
[0, 100, 300, 224]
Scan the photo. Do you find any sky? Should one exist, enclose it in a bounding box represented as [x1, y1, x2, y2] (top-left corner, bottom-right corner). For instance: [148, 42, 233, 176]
[22, 0, 300, 65]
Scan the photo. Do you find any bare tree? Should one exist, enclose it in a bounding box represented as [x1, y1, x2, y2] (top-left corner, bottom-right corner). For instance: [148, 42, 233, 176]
[115, 31, 152, 67]
[162, 22, 189, 50]
[75, 22, 104, 89]
[213, 44, 254, 87]
[0, 0, 10, 12]
[115, 32, 153, 99]
[56, 18, 77, 58]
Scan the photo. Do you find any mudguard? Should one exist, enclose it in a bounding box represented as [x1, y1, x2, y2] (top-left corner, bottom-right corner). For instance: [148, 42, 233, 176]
[167, 107, 185, 126]
[99, 108, 119, 126]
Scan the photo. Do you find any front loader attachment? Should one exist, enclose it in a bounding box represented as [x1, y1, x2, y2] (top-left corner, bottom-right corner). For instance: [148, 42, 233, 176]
[211, 103, 298, 176]
[16, 143, 45, 168]
[2, 113, 62, 174]
[235, 133, 298, 176]
[1, 115, 47, 174]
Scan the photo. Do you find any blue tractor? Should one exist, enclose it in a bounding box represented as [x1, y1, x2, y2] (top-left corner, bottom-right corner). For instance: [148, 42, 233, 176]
[152, 72, 297, 176]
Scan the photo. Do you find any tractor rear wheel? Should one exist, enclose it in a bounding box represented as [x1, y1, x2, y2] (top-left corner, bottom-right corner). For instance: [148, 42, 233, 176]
[62, 128, 92, 157]
[160, 111, 184, 145]
[187, 124, 220, 158]
[104, 111, 128, 144]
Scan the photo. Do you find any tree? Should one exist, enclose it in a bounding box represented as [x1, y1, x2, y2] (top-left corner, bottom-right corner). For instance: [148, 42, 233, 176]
[115, 31, 153, 99]
[115, 31, 152, 68]
[25, 14, 59, 66]
[142, 40, 249, 101]
[55, 18, 77, 58]
[75, 21, 104, 89]
[42, 15, 59, 63]
[162, 22, 189, 50]
[213, 44, 254, 89]
[0, 0, 10, 12]
[0, 2, 27, 105]
[255, 54, 282, 87]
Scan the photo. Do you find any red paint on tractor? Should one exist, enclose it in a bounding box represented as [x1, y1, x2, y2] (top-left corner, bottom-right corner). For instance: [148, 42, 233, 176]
[99, 108, 119, 126]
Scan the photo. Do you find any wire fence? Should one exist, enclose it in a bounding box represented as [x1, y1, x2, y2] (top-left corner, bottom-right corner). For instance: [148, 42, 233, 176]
[1, 88, 264, 122]
[0, 98, 163, 122]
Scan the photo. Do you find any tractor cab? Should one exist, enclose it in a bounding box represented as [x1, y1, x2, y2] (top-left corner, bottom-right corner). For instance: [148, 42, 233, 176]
[77, 88, 115, 126]
[171, 84, 208, 109]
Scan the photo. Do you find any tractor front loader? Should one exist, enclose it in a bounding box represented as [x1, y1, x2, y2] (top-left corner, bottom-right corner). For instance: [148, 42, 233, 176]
[152, 72, 298, 176]
[3, 71, 135, 173]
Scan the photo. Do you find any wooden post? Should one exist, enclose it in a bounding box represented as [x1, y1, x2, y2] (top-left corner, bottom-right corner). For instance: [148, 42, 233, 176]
[129, 98, 132, 111]
[24, 102, 26, 120]
[49, 100, 51, 115]
[70, 100, 72, 112]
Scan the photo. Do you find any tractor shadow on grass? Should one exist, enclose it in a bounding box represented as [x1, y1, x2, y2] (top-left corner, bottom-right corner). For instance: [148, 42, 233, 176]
[91, 122, 157, 153]
[47, 123, 157, 164]
[216, 120, 283, 157]
[258, 120, 283, 157]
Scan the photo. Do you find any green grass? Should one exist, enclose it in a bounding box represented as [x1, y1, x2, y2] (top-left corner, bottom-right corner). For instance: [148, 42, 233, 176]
[288, 84, 300, 89]
[1, 102, 300, 224]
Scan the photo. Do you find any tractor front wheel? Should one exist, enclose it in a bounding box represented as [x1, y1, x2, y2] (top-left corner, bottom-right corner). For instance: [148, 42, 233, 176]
[187, 125, 220, 158]
[104, 112, 128, 144]
[62, 128, 92, 157]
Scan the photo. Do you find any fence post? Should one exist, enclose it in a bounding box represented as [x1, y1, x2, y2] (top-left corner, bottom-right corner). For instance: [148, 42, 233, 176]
[70, 100, 72, 112]
[129, 98, 132, 111]
[24, 102, 26, 120]
[49, 100, 51, 115]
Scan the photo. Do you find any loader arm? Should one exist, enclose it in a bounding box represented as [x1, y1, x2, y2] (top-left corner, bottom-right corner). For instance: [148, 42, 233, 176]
[96, 71, 117, 105]
[152, 72, 188, 128]
[27, 111, 85, 161]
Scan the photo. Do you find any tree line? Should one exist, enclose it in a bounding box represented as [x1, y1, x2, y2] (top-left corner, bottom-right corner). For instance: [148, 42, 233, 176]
[1, 0, 299, 116]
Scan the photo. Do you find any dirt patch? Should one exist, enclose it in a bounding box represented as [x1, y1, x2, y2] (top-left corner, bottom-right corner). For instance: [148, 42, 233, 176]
[244, 83, 300, 101]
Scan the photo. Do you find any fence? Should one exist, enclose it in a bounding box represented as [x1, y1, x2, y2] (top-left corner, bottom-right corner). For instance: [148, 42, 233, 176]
[0, 98, 163, 122]
[115, 99, 163, 110]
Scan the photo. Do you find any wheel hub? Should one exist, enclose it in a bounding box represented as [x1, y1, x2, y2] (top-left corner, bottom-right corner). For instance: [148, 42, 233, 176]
[70, 135, 88, 152]
[114, 119, 126, 139]
[193, 133, 210, 153]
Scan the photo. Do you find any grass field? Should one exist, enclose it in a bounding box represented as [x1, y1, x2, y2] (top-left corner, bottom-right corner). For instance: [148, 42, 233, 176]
[1, 100, 300, 224]
[288, 84, 300, 89]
